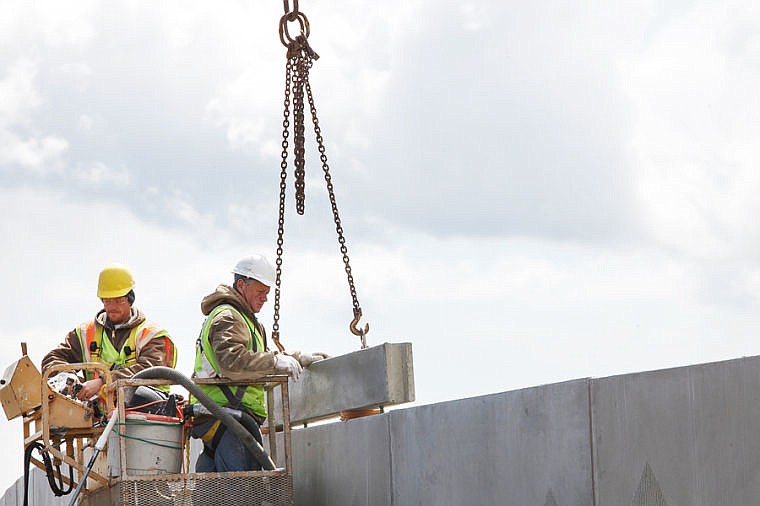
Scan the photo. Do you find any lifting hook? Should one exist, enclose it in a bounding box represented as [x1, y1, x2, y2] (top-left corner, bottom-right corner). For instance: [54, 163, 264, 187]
[350, 308, 370, 349]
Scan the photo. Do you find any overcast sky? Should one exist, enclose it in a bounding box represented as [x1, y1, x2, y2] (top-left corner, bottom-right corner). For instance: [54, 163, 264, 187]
[3, 0, 760, 493]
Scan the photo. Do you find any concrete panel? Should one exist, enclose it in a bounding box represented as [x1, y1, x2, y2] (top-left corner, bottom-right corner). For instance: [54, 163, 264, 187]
[274, 342, 414, 425]
[390, 379, 593, 506]
[591, 356, 760, 505]
[290, 415, 392, 506]
[0, 469, 68, 506]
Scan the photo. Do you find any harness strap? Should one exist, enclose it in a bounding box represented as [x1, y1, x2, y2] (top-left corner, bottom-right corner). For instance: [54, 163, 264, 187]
[219, 385, 247, 411]
[202, 420, 227, 459]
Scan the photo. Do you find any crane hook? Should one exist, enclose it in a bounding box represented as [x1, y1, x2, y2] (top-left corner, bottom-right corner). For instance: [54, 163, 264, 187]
[350, 308, 370, 348]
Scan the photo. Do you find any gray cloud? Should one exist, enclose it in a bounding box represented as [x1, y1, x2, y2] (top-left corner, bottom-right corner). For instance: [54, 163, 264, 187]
[344, 2, 647, 242]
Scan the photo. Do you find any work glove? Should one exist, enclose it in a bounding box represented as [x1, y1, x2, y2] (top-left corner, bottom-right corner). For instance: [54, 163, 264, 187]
[275, 354, 303, 381]
[297, 351, 329, 367]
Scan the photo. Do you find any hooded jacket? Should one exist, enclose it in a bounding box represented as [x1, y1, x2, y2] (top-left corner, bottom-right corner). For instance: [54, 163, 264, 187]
[42, 308, 175, 380]
[196, 284, 279, 379]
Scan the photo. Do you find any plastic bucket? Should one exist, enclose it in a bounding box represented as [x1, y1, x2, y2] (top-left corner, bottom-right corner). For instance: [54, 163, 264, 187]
[123, 413, 183, 476]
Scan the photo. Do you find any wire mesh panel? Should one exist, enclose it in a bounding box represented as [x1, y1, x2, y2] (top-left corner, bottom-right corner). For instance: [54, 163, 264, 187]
[115, 473, 294, 506]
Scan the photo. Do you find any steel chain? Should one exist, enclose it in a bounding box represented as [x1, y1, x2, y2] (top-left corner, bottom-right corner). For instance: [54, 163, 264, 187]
[303, 68, 362, 317]
[274, 16, 369, 348]
[272, 56, 295, 353]
[293, 50, 307, 215]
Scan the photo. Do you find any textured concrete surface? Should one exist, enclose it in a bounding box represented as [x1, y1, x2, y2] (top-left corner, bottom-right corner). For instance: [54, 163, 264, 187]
[273, 342, 415, 425]
[291, 415, 392, 505]
[388, 379, 593, 506]
[0, 469, 67, 506]
[591, 355, 760, 505]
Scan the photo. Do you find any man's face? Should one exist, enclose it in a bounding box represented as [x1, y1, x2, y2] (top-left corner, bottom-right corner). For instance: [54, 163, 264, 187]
[101, 296, 131, 324]
[238, 278, 270, 313]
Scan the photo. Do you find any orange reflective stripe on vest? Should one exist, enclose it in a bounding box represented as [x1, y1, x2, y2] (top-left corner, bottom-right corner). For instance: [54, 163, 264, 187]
[79, 321, 96, 363]
[76, 319, 176, 376]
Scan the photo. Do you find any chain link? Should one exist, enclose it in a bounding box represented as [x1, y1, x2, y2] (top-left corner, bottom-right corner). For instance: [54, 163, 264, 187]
[271, 57, 294, 353]
[293, 51, 307, 215]
[283, 0, 298, 15]
[304, 75, 360, 311]
[274, 22, 369, 348]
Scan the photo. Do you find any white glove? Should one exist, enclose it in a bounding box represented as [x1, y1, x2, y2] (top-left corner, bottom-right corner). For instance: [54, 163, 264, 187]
[275, 354, 303, 380]
[298, 351, 329, 367]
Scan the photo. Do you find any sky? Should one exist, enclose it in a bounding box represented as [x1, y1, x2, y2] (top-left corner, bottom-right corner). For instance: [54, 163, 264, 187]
[3, 0, 760, 493]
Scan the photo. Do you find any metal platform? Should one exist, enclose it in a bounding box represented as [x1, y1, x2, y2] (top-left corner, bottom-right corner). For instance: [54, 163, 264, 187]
[82, 375, 294, 506]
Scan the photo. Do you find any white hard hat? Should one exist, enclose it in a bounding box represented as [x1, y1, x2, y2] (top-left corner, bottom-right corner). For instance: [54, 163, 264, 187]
[232, 254, 276, 287]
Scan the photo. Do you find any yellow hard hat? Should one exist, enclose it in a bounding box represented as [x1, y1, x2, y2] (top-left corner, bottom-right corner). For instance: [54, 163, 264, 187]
[97, 264, 135, 298]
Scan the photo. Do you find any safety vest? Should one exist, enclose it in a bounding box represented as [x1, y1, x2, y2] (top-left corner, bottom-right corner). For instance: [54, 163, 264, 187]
[76, 319, 176, 381]
[193, 304, 266, 419]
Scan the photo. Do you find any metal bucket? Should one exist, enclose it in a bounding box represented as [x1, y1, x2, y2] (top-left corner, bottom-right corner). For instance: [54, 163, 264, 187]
[124, 413, 183, 476]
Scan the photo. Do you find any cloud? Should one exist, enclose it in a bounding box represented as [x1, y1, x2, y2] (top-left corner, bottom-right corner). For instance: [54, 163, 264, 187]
[205, 69, 283, 156]
[0, 133, 68, 174]
[70, 160, 130, 186]
[0, 58, 69, 174]
[325, 2, 651, 242]
[624, 1, 760, 262]
[0, 1, 96, 53]
[0, 58, 41, 128]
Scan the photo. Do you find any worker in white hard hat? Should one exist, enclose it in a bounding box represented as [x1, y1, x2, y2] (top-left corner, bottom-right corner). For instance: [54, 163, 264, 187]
[191, 253, 328, 472]
[42, 264, 177, 401]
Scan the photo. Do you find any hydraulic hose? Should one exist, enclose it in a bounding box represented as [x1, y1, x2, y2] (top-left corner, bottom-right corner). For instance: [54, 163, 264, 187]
[133, 366, 275, 470]
[23, 442, 74, 506]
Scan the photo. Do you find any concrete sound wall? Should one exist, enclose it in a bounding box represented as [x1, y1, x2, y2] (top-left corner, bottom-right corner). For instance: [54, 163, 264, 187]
[388, 379, 592, 506]
[7, 355, 760, 505]
[0, 469, 68, 506]
[291, 379, 593, 505]
[591, 356, 760, 505]
[289, 356, 760, 505]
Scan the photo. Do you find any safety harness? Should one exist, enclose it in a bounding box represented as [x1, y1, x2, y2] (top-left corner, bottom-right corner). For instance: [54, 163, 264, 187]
[193, 304, 267, 450]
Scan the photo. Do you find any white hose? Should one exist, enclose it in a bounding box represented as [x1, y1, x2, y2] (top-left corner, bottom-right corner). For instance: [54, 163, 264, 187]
[67, 412, 119, 506]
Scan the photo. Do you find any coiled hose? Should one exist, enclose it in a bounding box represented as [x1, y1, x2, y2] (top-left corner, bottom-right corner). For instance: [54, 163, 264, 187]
[133, 366, 275, 470]
[23, 442, 73, 506]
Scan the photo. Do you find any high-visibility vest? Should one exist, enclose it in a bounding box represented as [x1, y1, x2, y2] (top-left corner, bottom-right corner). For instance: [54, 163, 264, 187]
[193, 304, 266, 419]
[76, 319, 176, 381]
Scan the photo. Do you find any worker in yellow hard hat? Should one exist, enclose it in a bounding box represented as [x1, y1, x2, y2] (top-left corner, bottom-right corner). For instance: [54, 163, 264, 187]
[42, 263, 177, 400]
